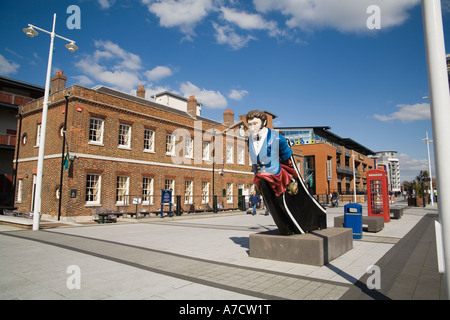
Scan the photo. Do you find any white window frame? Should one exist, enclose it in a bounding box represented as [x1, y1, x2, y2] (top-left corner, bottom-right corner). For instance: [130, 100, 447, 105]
[202, 181, 210, 204]
[144, 129, 155, 153]
[35, 124, 41, 147]
[31, 174, 36, 211]
[185, 137, 193, 158]
[118, 123, 131, 149]
[202, 141, 210, 161]
[238, 146, 245, 165]
[16, 179, 23, 203]
[142, 177, 154, 205]
[116, 175, 129, 206]
[184, 180, 193, 204]
[89, 118, 104, 145]
[85, 174, 101, 206]
[226, 144, 234, 164]
[227, 182, 233, 203]
[166, 133, 175, 155]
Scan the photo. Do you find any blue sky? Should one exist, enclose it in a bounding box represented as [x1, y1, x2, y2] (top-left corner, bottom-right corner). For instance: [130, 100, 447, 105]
[1, 0, 449, 183]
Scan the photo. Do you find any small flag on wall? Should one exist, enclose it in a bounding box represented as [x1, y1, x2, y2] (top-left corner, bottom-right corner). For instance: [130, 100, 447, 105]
[64, 142, 70, 170]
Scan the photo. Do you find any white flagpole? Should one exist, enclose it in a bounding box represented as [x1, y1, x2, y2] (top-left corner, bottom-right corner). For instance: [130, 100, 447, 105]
[421, 0, 450, 299]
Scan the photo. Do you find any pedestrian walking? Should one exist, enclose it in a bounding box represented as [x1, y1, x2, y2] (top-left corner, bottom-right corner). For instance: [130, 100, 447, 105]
[249, 191, 260, 215]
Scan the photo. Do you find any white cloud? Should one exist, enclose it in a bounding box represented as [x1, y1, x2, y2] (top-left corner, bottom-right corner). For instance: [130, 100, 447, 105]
[72, 75, 94, 86]
[76, 58, 142, 91]
[75, 40, 145, 92]
[213, 7, 285, 49]
[98, 0, 116, 9]
[220, 6, 279, 35]
[180, 81, 227, 109]
[213, 23, 256, 50]
[145, 84, 173, 99]
[442, 0, 450, 14]
[397, 153, 433, 182]
[32, 53, 43, 62]
[144, 66, 173, 81]
[74, 40, 175, 93]
[142, 0, 213, 35]
[398, 153, 427, 171]
[228, 89, 248, 101]
[0, 54, 20, 75]
[374, 103, 430, 122]
[253, 0, 420, 33]
[94, 40, 142, 70]
[73, 40, 237, 107]
[5, 48, 23, 60]
[141, 0, 419, 49]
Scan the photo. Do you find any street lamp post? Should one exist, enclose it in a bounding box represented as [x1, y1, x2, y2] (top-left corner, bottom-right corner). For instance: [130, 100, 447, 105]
[423, 131, 434, 206]
[58, 93, 70, 221]
[212, 129, 217, 213]
[352, 151, 357, 203]
[23, 14, 78, 230]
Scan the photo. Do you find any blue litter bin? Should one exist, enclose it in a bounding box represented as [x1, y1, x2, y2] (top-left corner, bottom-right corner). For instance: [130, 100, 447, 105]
[344, 203, 362, 239]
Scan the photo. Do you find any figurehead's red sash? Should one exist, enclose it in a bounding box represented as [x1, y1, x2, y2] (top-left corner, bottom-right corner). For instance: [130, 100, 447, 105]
[254, 161, 298, 197]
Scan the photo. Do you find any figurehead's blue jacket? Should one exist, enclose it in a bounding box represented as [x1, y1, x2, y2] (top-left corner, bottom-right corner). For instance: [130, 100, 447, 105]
[248, 128, 292, 175]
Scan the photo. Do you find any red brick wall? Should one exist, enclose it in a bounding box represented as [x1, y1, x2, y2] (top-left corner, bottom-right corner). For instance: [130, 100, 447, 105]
[293, 143, 375, 195]
[294, 143, 336, 195]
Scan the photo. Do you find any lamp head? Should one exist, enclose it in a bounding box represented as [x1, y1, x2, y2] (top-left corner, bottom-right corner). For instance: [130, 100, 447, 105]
[23, 26, 38, 38]
[65, 42, 78, 52]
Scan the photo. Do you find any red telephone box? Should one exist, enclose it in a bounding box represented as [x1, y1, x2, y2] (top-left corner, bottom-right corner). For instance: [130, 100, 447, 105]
[367, 169, 390, 222]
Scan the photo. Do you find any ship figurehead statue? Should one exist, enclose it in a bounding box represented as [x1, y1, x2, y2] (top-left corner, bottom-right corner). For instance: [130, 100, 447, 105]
[246, 110, 327, 235]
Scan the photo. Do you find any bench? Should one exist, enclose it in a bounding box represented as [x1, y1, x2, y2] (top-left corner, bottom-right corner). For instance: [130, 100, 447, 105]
[2, 209, 35, 219]
[333, 215, 344, 228]
[94, 213, 117, 224]
[126, 211, 150, 218]
[363, 216, 385, 232]
[390, 206, 405, 219]
[93, 209, 124, 223]
[185, 204, 237, 214]
[334, 215, 384, 233]
[139, 210, 150, 218]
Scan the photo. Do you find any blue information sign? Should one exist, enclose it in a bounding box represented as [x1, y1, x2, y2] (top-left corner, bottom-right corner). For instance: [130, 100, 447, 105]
[160, 189, 172, 218]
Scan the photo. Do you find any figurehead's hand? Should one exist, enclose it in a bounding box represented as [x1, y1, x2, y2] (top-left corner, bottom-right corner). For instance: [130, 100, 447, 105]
[281, 158, 294, 169]
[286, 179, 298, 195]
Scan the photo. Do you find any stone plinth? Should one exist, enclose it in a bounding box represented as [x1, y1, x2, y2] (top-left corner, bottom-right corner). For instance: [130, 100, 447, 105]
[249, 228, 353, 266]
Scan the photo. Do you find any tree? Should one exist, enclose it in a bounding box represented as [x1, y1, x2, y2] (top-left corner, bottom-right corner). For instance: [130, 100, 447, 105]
[402, 170, 430, 197]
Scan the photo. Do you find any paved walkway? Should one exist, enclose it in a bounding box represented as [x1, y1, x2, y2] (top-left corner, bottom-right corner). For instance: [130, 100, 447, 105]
[0, 201, 445, 301]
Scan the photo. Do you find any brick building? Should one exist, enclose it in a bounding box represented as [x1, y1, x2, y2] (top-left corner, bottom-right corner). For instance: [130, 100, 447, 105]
[14, 72, 299, 222]
[278, 126, 375, 198]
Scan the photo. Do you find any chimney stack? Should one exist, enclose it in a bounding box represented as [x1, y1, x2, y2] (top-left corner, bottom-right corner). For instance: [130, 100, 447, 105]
[223, 108, 234, 127]
[137, 85, 146, 98]
[187, 95, 197, 118]
[50, 71, 66, 94]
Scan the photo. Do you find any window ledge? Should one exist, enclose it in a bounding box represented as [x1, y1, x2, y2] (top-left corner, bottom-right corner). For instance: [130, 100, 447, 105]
[88, 141, 104, 146]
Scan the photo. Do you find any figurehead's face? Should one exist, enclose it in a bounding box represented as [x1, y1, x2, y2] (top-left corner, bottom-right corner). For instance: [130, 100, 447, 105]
[248, 118, 264, 136]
